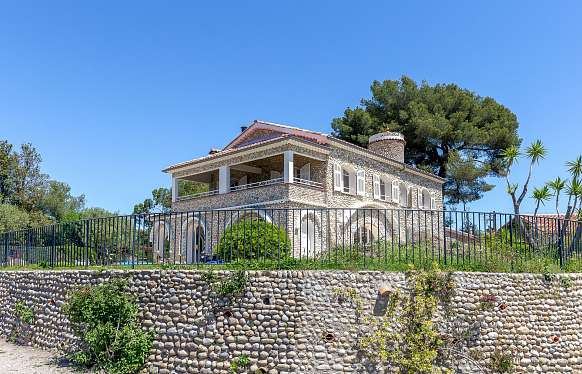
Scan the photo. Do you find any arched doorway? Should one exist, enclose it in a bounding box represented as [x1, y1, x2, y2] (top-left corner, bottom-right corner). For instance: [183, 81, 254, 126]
[181, 216, 206, 264]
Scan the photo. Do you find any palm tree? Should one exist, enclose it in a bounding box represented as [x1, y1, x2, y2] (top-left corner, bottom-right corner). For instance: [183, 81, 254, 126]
[532, 186, 551, 218]
[502, 140, 547, 216]
[501, 140, 547, 248]
[548, 177, 567, 215]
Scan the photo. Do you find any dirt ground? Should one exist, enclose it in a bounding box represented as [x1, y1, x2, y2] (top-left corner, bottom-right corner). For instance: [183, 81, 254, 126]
[0, 339, 76, 374]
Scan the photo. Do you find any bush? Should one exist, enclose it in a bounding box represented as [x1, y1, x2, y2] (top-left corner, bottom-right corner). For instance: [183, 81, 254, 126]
[217, 220, 290, 260]
[63, 278, 154, 374]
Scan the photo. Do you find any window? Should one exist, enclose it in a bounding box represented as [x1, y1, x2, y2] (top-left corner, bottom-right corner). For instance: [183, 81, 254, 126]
[354, 225, 374, 246]
[392, 180, 400, 203]
[373, 175, 380, 199]
[430, 192, 437, 210]
[356, 170, 365, 196]
[373, 175, 389, 201]
[419, 188, 431, 209]
[343, 169, 351, 193]
[334, 164, 356, 195]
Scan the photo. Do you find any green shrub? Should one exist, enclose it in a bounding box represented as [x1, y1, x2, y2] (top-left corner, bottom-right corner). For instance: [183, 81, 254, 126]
[490, 349, 514, 373]
[14, 301, 34, 324]
[217, 220, 290, 260]
[63, 278, 154, 374]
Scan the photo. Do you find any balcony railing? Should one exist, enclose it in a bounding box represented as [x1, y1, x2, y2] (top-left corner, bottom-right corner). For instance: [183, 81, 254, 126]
[230, 177, 284, 192]
[177, 189, 219, 201]
[294, 177, 323, 188]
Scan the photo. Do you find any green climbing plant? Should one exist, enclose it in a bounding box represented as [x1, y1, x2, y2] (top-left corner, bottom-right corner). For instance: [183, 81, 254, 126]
[359, 264, 456, 373]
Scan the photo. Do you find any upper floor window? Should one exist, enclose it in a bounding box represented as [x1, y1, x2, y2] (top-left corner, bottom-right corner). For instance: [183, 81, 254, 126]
[373, 175, 391, 201]
[333, 163, 357, 195]
[342, 169, 351, 193]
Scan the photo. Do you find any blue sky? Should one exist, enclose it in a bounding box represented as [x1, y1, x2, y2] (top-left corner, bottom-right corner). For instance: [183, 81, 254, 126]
[1, 1, 581, 214]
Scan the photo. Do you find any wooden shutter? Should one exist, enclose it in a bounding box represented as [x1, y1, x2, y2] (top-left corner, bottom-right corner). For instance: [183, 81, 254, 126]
[356, 170, 365, 196]
[333, 163, 342, 191]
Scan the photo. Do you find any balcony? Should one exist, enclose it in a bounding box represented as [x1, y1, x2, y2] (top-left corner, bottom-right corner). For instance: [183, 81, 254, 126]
[173, 151, 325, 204]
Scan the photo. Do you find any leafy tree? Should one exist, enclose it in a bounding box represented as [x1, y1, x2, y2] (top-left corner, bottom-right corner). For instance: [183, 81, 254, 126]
[331, 76, 520, 205]
[40, 180, 85, 221]
[11, 143, 48, 212]
[133, 181, 208, 214]
[444, 151, 494, 211]
[133, 187, 171, 214]
[0, 204, 31, 232]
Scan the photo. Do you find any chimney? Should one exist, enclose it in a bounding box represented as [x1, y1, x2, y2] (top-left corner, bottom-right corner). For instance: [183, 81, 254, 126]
[240, 126, 248, 133]
[368, 131, 406, 163]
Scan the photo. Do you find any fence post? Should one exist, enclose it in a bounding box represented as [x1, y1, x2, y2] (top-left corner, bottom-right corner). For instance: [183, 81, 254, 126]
[442, 210, 447, 266]
[51, 225, 56, 267]
[131, 216, 136, 269]
[3, 232, 7, 267]
[557, 219, 564, 269]
[84, 220, 89, 267]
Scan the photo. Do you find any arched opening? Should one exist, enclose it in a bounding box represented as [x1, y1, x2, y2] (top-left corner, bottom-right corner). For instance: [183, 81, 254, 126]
[354, 225, 375, 246]
[300, 215, 317, 256]
[150, 220, 170, 263]
[180, 216, 206, 264]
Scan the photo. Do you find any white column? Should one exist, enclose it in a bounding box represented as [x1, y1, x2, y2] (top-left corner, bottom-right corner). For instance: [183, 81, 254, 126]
[219, 166, 230, 194]
[283, 150, 294, 183]
[171, 176, 178, 203]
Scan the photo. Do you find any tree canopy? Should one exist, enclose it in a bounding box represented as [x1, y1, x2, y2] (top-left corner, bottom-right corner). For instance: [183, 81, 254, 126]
[0, 139, 113, 231]
[331, 76, 521, 208]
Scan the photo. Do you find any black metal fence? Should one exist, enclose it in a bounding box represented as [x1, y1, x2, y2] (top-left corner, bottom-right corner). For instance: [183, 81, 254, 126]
[1, 208, 581, 271]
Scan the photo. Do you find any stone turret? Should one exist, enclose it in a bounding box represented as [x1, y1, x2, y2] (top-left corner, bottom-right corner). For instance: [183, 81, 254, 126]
[368, 131, 406, 163]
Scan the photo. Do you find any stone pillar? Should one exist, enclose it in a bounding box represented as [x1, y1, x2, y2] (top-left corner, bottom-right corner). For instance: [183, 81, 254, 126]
[283, 151, 294, 183]
[171, 176, 178, 202]
[219, 166, 230, 194]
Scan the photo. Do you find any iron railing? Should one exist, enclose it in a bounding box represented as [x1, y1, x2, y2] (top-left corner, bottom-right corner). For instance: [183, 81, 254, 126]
[1, 208, 581, 270]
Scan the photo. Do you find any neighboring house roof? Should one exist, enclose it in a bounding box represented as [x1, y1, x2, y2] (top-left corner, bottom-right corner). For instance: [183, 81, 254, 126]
[163, 119, 445, 183]
[502, 213, 579, 234]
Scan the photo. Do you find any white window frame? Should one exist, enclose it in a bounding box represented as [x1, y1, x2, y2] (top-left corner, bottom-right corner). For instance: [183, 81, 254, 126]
[373, 174, 380, 200]
[356, 170, 365, 196]
[392, 180, 400, 203]
[430, 192, 437, 210]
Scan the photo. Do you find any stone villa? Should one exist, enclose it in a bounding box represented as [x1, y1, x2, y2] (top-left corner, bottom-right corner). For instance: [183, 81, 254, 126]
[158, 120, 445, 262]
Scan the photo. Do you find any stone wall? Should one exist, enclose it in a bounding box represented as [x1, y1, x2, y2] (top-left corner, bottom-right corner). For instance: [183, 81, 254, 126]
[1, 270, 580, 373]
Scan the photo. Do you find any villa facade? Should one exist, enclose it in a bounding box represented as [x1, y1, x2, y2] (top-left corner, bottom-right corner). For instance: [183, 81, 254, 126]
[156, 120, 445, 263]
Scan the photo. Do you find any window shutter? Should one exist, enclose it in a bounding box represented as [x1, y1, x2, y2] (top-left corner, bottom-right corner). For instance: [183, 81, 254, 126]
[430, 192, 436, 210]
[356, 170, 365, 196]
[300, 163, 311, 181]
[373, 175, 380, 199]
[418, 188, 424, 209]
[333, 164, 342, 191]
[392, 180, 400, 203]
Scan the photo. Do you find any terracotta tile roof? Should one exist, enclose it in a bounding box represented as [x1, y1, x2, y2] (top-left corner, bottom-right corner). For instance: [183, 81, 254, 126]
[224, 120, 329, 150]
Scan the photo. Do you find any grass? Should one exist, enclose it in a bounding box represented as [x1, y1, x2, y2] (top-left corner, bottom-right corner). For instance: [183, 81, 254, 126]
[2, 239, 581, 273]
[1, 253, 579, 273]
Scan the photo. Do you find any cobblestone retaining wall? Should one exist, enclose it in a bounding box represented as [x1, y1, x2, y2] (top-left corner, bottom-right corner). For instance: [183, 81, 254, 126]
[0, 270, 581, 373]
